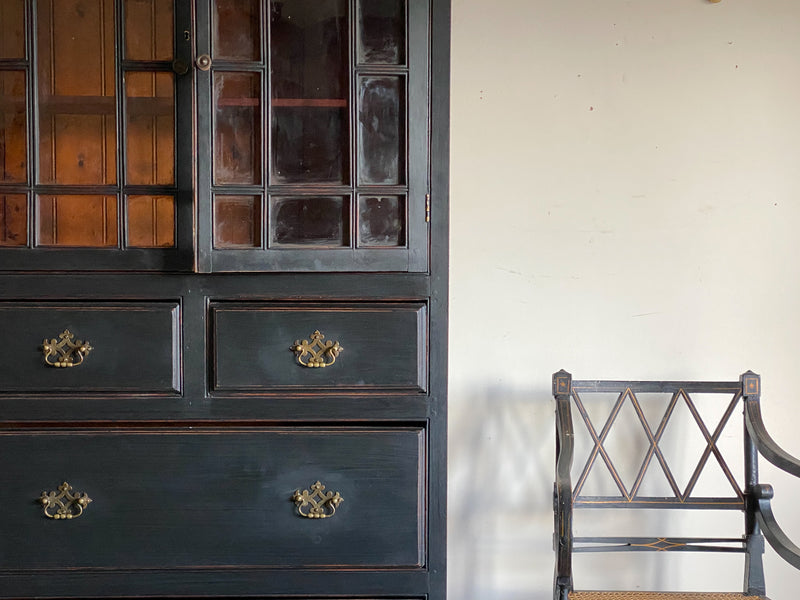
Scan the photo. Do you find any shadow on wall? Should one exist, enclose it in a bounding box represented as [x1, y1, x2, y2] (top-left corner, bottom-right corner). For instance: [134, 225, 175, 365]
[448, 384, 696, 599]
[448, 384, 558, 600]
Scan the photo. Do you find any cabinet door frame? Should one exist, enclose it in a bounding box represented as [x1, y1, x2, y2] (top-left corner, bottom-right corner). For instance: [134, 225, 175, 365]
[195, 0, 431, 273]
[0, 0, 194, 271]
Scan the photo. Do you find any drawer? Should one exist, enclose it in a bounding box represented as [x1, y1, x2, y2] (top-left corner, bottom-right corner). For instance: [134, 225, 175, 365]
[0, 426, 425, 571]
[211, 302, 428, 393]
[0, 302, 180, 394]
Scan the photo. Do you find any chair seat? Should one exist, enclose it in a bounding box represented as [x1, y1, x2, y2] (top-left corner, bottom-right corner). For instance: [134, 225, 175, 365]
[569, 593, 767, 599]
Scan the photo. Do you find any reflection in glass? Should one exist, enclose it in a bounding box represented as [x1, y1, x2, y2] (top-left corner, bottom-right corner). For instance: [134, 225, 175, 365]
[213, 0, 261, 61]
[213, 72, 261, 185]
[214, 195, 261, 248]
[358, 76, 404, 185]
[0, 195, 27, 246]
[37, 0, 117, 185]
[0, 71, 27, 183]
[124, 0, 174, 60]
[358, 0, 405, 64]
[37, 195, 118, 247]
[126, 72, 175, 185]
[127, 195, 175, 247]
[0, 0, 26, 60]
[359, 195, 405, 247]
[271, 196, 349, 247]
[272, 107, 348, 184]
[270, 0, 349, 184]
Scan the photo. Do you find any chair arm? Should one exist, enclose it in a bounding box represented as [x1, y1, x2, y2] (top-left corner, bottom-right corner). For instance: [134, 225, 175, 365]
[752, 484, 800, 570]
[744, 397, 800, 478]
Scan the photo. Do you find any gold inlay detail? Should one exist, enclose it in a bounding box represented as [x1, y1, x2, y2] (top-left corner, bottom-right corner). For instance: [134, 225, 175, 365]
[292, 480, 343, 519]
[292, 330, 342, 368]
[39, 482, 92, 520]
[42, 330, 92, 368]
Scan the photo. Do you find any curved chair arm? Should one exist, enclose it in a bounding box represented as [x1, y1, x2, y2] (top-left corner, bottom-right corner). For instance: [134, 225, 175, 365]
[744, 397, 800, 478]
[752, 484, 800, 570]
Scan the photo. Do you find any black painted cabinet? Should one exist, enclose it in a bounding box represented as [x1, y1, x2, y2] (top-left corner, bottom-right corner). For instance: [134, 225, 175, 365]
[0, 2, 448, 599]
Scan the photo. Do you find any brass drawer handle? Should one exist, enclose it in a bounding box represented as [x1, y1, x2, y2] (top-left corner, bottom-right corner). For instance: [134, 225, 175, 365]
[39, 482, 92, 520]
[42, 330, 92, 368]
[292, 481, 343, 519]
[292, 330, 342, 368]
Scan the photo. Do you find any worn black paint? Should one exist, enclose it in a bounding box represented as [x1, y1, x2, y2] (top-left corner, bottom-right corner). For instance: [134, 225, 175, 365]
[0, 1, 449, 599]
[0, 427, 424, 570]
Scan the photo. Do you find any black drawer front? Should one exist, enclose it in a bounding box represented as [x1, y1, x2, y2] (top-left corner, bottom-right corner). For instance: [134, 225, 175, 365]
[211, 302, 428, 393]
[0, 427, 425, 570]
[0, 302, 180, 394]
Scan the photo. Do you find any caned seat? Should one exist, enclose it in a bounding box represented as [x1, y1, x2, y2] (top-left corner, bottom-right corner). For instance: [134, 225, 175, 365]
[552, 371, 800, 600]
[568, 594, 765, 599]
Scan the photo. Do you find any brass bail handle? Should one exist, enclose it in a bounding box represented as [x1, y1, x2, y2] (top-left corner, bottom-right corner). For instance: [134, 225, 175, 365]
[42, 330, 92, 368]
[292, 330, 343, 368]
[292, 481, 343, 519]
[39, 482, 92, 520]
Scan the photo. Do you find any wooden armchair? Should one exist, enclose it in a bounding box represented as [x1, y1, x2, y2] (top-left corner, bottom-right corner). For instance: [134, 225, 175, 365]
[553, 370, 800, 600]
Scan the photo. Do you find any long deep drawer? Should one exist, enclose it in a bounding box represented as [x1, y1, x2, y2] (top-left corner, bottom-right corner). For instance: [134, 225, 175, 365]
[211, 302, 428, 393]
[0, 426, 426, 570]
[0, 301, 180, 394]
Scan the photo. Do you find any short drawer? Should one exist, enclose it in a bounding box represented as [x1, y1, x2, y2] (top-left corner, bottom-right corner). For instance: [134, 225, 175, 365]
[211, 302, 428, 393]
[0, 426, 425, 571]
[0, 301, 180, 394]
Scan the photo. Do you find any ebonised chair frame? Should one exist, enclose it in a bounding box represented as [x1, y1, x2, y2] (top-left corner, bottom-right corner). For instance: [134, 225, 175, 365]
[553, 370, 800, 600]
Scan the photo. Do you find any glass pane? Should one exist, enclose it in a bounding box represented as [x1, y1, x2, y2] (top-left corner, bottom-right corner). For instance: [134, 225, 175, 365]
[358, 76, 404, 185]
[270, 0, 348, 184]
[213, 0, 261, 61]
[37, 0, 117, 185]
[271, 196, 349, 247]
[271, 105, 348, 185]
[213, 71, 261, 185]
[358, 0, 405, 65]
[0, 0, 26, 59]
[127, 195, 175, 247]
[124, 0, 174, 60]
[37, 195, 118, 247]
[0, 194, 27, 246]
[0, 71, 27, 183]
[126, 71, 175, 185]
[214, 195, 261, 248]
[358, 195, 405, 247]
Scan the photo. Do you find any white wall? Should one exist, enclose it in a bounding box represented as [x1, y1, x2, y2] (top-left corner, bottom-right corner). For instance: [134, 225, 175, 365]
[448, 0, 800, 597]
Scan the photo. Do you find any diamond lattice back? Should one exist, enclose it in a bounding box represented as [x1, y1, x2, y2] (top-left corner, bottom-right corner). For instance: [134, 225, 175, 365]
[568, 380, 745, 509]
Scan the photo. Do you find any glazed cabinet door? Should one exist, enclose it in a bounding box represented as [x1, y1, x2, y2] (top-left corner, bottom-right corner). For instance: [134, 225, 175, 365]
[0, 0, 193, 270]
[196, 0, 430, 272]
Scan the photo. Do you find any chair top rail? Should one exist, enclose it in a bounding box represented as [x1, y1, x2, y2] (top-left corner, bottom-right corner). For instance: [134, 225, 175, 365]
[571, 380, 741, 394]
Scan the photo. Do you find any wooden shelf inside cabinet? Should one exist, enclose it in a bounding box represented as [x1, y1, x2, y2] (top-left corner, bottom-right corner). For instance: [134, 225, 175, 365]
[37, 96, 172, 116]
[0, 96, 25, 111]
[38, 96, 115, 115]
[272, 98, 348, 108]
[214, 99, 348, 108]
